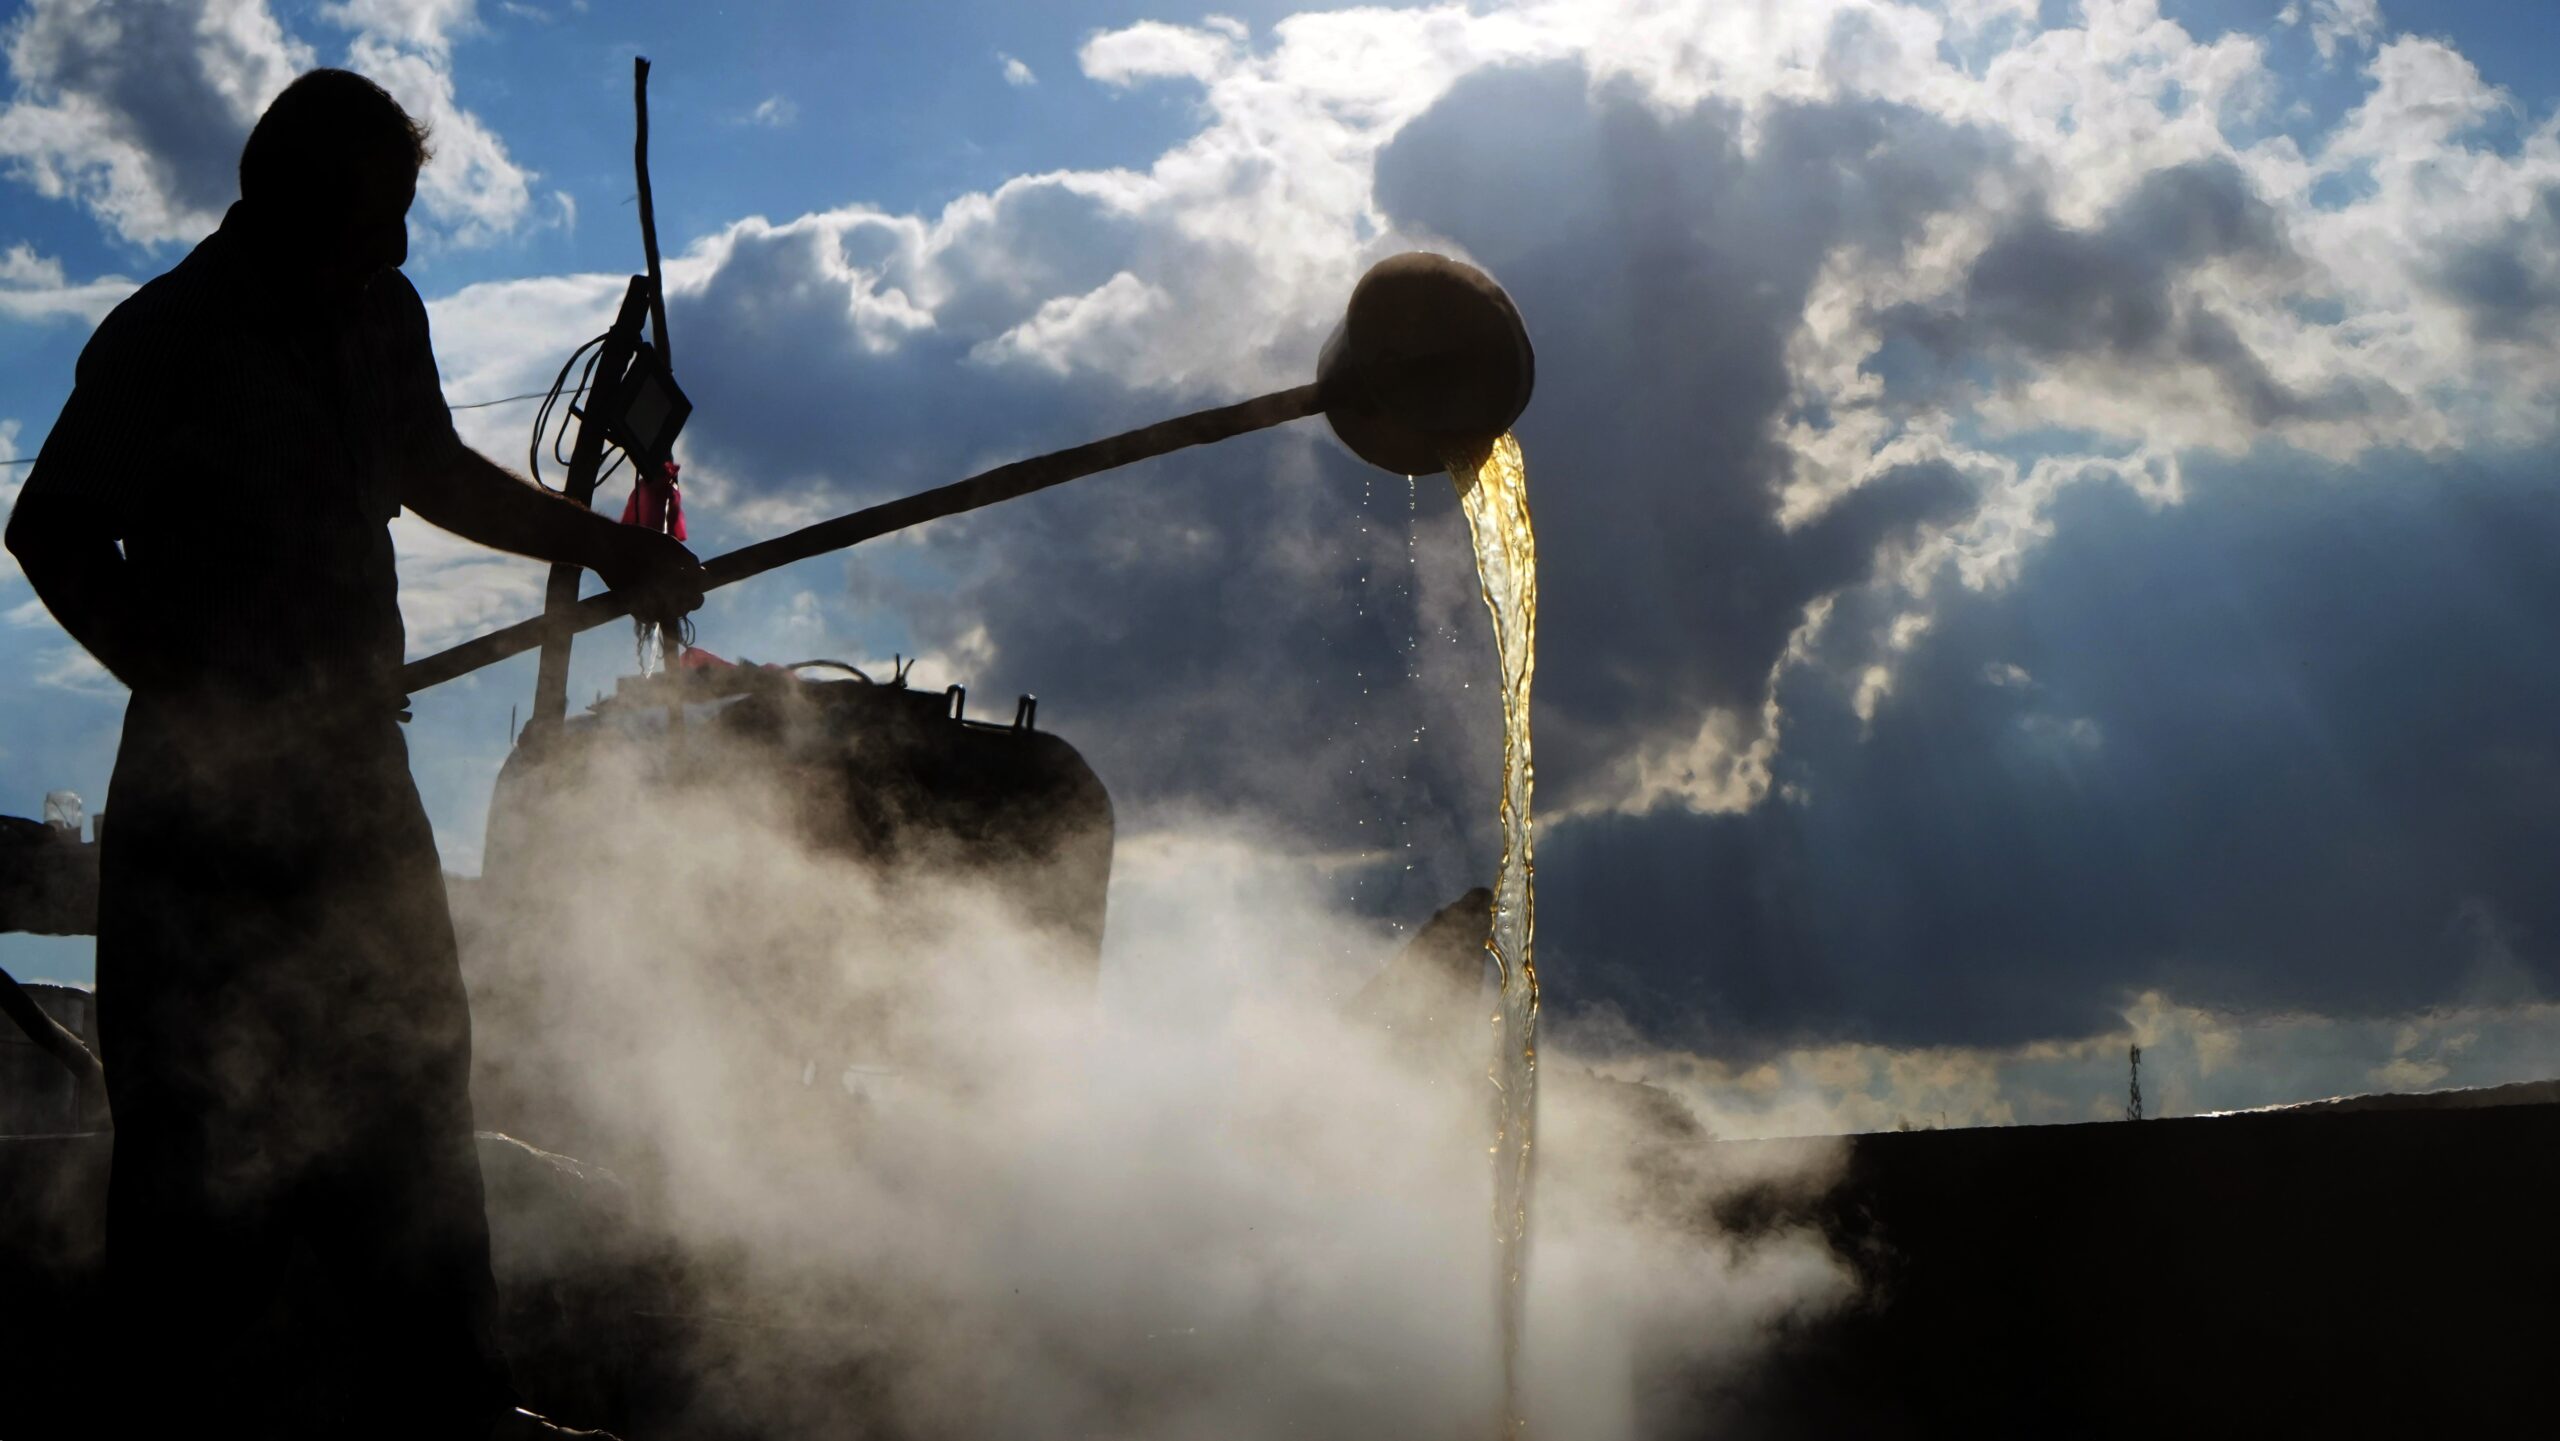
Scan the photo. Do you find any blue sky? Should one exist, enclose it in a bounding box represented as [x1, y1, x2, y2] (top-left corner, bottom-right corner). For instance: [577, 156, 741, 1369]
[5, 0, 2559, 1132]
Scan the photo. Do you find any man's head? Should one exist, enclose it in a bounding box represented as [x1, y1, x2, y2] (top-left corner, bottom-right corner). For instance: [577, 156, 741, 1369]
[238, 69, 431, 294]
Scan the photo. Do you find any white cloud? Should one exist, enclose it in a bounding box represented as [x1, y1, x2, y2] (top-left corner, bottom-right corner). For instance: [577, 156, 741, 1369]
[334, 2, 534, 245]
[0, 243, 133, 324]
[2018, 712, 2103, 751]
[748, 94, 797, 128]
[31, 643, 119, 698]
[3, 244, 64, 286]
[425, 270, 627, 439]
[0, 0, 533, 249]
[388, 270, 627, 649]
[999, 53, 1036, 88]
[320, 0, 482, 53]
[1601, 599, 1826, 818]
[0, 0, 314, 244]
[391, 514, 549, 654]
[0, 419, 22, 585]
[2288, 0, 2385, 63]
[1079, 20, 1245, 89]
[1578, 989, 2560, 1140]
[970, 269, 1172, 377]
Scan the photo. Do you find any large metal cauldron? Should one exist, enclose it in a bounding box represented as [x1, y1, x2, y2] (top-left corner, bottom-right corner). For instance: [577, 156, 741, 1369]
[482, 667, 1112, 956]
[462, 663, 1114, 1155]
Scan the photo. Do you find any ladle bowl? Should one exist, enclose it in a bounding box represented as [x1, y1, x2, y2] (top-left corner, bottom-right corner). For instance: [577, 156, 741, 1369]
[1318, 252, 1536, 477]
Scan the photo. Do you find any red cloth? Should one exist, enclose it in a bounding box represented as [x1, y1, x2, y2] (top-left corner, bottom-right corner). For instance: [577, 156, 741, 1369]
[619, 460, 687, 541]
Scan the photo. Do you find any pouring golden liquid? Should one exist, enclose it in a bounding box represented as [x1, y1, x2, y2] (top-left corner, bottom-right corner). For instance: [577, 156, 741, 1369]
[1444, 431, 1539, 1437]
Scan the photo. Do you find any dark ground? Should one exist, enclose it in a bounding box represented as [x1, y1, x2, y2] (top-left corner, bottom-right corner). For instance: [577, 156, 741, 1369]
[3, 1095, 2553, 1437]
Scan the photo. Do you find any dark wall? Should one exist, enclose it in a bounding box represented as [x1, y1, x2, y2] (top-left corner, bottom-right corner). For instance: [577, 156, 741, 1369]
[1709, 1103, 2560, 1438]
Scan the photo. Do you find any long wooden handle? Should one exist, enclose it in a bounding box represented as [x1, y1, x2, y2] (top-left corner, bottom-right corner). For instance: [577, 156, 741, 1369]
[0, 964, 103, 1095]
[402, 382, 1325, 695]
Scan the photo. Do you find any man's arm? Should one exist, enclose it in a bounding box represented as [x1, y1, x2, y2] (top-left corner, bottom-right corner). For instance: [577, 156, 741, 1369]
[4, 491, 164, 691]
[6, 321, 176, 692]
[401, 438, 705, 623]
[383, 271, 701, 620]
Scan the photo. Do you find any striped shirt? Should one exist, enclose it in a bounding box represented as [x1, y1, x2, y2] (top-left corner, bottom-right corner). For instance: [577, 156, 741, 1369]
[24, 202, 453, 714]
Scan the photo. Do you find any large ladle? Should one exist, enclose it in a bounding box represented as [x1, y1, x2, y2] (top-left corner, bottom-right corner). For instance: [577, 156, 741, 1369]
[402, 252, 1534, 695]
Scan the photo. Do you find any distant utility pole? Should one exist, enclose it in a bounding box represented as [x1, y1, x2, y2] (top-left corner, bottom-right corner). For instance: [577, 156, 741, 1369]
[2126, 1043, 2144, 1121]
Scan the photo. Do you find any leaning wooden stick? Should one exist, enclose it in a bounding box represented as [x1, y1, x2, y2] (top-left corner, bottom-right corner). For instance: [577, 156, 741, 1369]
[403, 382, 1324, 694]
[0, 964, 103, 1099]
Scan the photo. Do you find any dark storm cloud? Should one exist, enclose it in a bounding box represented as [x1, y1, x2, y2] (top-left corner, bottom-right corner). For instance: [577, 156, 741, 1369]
[1368, 64, 2003, 800]
[651, 50, 2560, 1056]
[663, 209, 1500, 919]
[1540, 448, 2560, 1051]
[671, 220, 1000, 499]
[660, 62, 2017, 922]
[1879, 159, 2370, 425]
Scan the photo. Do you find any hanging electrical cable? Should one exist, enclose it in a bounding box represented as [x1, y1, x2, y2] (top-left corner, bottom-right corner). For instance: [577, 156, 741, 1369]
[527, 332, 611, 491]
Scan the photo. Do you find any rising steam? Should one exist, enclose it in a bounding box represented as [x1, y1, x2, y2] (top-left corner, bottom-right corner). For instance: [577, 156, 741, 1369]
[457, 717, 1849, 1439]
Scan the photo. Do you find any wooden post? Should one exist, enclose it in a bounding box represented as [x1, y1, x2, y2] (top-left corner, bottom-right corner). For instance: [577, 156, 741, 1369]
[632, 56, 686, 698]
[635, 57, 672, 375]
[527, 276, 652, 731]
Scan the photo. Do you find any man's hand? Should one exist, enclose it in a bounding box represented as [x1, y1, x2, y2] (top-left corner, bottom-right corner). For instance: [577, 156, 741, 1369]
[594, 524, 706, 629]
[404, 443, 707, 622]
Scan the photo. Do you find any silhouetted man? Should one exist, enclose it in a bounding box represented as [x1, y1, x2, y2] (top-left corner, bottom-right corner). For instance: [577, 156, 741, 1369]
[4, 70, 702, 1439]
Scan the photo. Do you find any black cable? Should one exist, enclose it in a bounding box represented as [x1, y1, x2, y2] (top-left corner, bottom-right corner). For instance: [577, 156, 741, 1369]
[528, 332, 609, 490]
[530, 342, 594, 465]
[532, 341, 597, 484]
[450, 386, 586, 411]
[549, 344, 613, 475]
